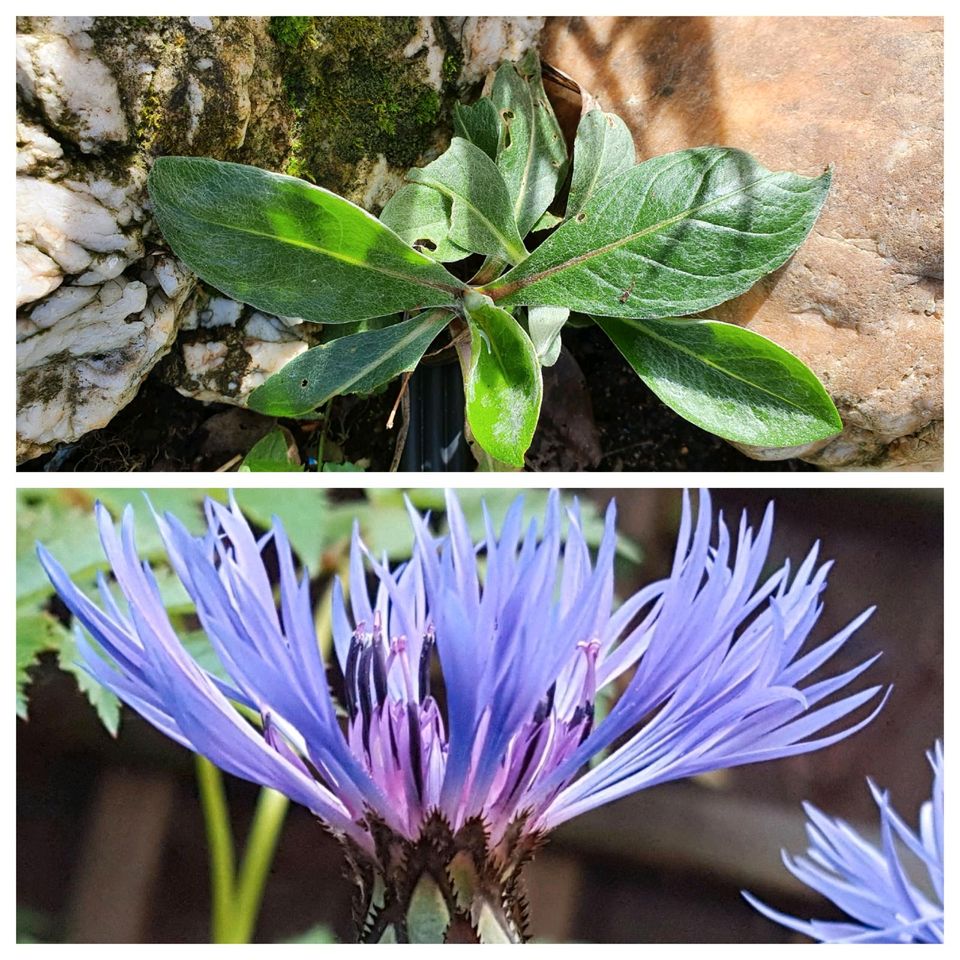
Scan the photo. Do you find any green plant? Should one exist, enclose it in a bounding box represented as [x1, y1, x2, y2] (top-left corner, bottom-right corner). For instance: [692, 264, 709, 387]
[147, 51, 841, 469]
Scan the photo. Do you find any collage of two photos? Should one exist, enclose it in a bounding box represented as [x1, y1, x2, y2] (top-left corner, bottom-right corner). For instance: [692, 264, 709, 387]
[15, 13, 944, 945]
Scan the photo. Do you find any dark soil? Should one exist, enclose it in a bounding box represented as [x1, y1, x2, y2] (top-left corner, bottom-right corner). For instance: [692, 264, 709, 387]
[20, 328, 813, 472]
[17, 372, 400, 473]
[561, 326, 815, 472]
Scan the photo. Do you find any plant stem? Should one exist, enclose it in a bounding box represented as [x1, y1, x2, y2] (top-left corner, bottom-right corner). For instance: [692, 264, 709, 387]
[195, 755, 236, 944]
[469, 256, 506, 287]
[232, 787, 290, 943]
[315, 401, 331, 467]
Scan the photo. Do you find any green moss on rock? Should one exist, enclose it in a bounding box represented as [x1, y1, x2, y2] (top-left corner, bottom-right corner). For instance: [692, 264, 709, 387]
[269, 16, 452, 199]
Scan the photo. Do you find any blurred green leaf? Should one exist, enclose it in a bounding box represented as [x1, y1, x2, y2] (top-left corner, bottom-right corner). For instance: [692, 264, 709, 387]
[16, 612, 68, 719]
[58, 630, 121, 736]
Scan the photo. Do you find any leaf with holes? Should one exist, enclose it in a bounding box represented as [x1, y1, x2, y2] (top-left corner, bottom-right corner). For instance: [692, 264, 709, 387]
[406, 138, 528, 265]
[595, 314, 842, 445]
[483, 148, 831, 318]
[248, 309, 452, 417]
[148, 157, 465, 324]
[379, 184, 470, 263]
[460, 292, 542, 468]
[566, 107, 636, 218]
[491, 50, 568, 236]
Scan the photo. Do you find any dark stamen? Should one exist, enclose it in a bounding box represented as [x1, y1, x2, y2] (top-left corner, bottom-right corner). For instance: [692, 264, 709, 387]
[372, 639, 388, 704]
[344, 631, 363, 720]
[407, 703, 424, 802]
[504, 733, 542, 804]
[387, 714, 401, 765]
[578, 702, 596, 745]
[358, 646, 375, 751]
[533, 681, 557, 723]
[418, 631, 435, 703]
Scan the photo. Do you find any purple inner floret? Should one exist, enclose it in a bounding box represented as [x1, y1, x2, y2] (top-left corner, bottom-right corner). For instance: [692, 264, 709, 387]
[37, 490, 889, 858]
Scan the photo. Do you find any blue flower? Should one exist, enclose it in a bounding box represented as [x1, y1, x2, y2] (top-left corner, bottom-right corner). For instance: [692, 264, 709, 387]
[744, 741, 944, 943]
[38, 490, 888, 859]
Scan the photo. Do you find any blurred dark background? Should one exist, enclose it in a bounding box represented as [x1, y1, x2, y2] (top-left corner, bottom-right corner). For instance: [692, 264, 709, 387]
[16, 488, 942, 942]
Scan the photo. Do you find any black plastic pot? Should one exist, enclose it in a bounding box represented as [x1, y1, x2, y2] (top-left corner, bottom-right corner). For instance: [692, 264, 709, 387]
[400, 359, 470, 472]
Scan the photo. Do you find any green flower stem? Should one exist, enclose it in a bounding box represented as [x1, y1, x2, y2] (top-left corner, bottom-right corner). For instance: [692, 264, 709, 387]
[195, 755, 237, 944]
[196, 756, 290, 943]
[232, 786, 290, 944]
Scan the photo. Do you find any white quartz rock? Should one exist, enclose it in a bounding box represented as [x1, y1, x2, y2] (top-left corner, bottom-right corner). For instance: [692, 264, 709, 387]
[16, 259, 195, 461]
[16, 120, 63, 175]
[16, 33, 129, 151]
[17, 243, 62, 308]
[17, 177, 141, 277]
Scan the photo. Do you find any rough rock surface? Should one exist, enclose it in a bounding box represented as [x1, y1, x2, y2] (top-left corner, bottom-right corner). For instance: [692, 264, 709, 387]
[543, 16, 943, 469]
[16, 15, 544, 462]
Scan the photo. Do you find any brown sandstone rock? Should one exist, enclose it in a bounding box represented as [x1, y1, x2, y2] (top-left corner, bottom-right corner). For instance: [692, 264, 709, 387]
[542, 16, 943, 469]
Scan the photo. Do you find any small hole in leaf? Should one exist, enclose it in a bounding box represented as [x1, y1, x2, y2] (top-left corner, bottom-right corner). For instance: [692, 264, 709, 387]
[501, 109, 514, 122]
[300, 379, 309, 388]
[414, 238, 437, 252]
[576, 212, 587, 223]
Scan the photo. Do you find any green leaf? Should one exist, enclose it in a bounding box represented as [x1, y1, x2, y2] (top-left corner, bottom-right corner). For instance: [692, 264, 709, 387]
[566, 107, 636, 217]
[491, 50, 569, 236]
[484, 148, 832, 317]
[530, 210, 563, 233]
[453, 97, 501, 161]
[59, 630, 121, 736]
[595, 314, 842, 445]
[248, 309, 451, 417]
[460, 292, 542, 468]
[378, 184, 470, 263]
[526, 305, 569, 366]
[238, 429, 303, 472]
[321, 461, 366, 472]
[180, 630, 229, 682]
[147, 157, 464, 325]
[406, 138, 528, 264]
[16, 612, 68, 718]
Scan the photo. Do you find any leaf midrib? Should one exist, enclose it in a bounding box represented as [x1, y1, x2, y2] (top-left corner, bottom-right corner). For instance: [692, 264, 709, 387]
[602, 316, 830, 420]
[313, 310, 452, 406]
[486, 169, 790, 299]
[413, 174, 526, 265]
[160, 206, 464, 297]
[514, 68, 538, 227]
